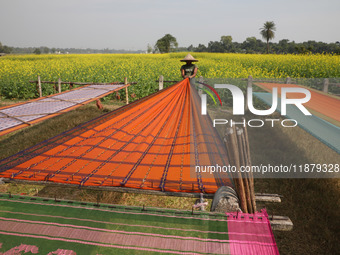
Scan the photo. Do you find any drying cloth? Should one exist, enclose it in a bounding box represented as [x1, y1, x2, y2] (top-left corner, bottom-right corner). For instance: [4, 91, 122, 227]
[0, 79, 233, 194]
[256, 83, 340, 125]
[0, 194, 279, 255]
[226, 209, 280, 255]
[253, 92, 340, 153]
[0, 83, 128, 136]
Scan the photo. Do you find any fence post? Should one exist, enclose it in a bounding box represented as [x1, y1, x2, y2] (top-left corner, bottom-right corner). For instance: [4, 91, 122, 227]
[125, 77, 129, 104]
[245, 75, 253, 111]
[285, 77, 291, 84]
[159, 75, 164, 91]
[58, 78, 62, 93]
[198, 76, 203, 96]
[37, 75, 42, 97]
[322, 78, 329, 93]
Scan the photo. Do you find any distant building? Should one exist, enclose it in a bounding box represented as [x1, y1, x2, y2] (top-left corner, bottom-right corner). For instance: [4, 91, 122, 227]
[0, 53, 6, 57]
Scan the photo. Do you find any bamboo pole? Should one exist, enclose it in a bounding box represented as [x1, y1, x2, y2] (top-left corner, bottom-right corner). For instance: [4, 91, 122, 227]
[37, 75, 42, 97]
[225, 126, 248, 213]
[243, 118, 256, 211]
[154, 80, 179, 83]
[159, 75, 164, 90]
[30, 80, 131, 85]
[125, 77, 129, 104]
[322, 78, 329, 93]
[0, 111, 32, 125]
[236, 128, 252, 213]
[238, 128, 254, 213]
[58, 78, 62, 93]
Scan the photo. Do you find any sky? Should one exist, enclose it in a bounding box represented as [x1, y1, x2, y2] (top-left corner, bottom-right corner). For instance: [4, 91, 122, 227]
[0, 0, 339, 51]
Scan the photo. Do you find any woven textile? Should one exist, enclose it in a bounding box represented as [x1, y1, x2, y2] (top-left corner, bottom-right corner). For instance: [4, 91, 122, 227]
[256, 83, 340, 124]
[226, 209, 280, 255]
[253, 92, 340, 153]
[0, 194, 279, 255]
[0, 84, 127, 136]
[0, 79, 233, 194]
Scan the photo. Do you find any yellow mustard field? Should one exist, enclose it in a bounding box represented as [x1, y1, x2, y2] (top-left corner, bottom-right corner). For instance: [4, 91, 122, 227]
[0, 52, 339, 99]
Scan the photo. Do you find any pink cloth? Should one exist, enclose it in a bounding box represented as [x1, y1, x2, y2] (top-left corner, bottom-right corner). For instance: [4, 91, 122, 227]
[226, 209, 280, 255]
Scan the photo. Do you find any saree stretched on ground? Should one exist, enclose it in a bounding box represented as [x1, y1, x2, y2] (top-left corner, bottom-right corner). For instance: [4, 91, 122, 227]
[0, 194, 279, 255]
[0, 79, 234, 194]
[0, 83, 129, 136]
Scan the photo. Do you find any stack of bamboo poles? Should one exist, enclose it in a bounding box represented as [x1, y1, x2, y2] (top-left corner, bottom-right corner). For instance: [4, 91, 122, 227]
[224, 119, 256, 213]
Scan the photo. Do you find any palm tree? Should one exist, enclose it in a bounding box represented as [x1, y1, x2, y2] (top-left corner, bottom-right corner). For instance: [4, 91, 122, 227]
[260, 21, 276, 54]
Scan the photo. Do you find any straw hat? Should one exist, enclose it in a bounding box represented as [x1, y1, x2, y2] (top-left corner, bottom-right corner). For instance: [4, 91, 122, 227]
[180, 54, 198, 62]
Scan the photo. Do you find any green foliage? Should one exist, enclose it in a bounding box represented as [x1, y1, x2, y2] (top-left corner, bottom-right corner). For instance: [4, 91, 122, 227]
[33, 48, 41, 55]
[147, 44, 153, 54]
[260, 21, 276, 53]
[155, 34, 178, 53]
[0, 53, 339, 100]
[0, 42, 12, 54]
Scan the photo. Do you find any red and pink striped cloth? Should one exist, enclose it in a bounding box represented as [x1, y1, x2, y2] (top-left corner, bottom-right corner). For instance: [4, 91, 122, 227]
[226, 209, 280, 255]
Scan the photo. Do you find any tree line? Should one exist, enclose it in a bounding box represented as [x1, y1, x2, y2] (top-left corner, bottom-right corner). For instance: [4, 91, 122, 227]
[1, 20, 339, 55]
[2, 39, 338, 56]
[181, 37, 340, 54]
[153, 22, 339, 54]
[154, 35, 340, 55]
[0, 44, 144, 55]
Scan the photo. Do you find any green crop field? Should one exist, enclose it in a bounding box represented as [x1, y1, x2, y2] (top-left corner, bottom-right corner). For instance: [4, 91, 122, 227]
[0, 53, 339, 100]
